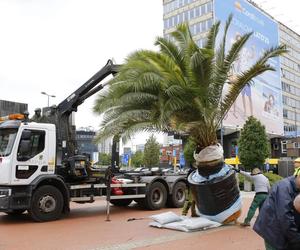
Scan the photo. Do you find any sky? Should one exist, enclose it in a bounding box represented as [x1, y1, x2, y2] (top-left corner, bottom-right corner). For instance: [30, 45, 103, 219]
[0, 0, 299, 145]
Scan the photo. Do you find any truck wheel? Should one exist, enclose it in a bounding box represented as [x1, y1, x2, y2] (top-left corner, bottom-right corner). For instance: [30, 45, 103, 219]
[144, 182, 167, 210]
[167, 181, 186, 208]
[5, 209, 26, 215]
[29, 185, 63, 222]
[110, 199, 132, 207]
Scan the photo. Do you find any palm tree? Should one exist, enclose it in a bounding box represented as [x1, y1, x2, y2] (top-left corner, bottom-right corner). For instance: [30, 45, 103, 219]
[94, 15, 285, 155]
[94, 16, 286, 221]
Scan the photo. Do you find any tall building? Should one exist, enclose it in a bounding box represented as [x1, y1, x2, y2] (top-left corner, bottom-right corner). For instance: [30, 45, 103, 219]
[0, 99, 28, 116]
[280, 24, 300, 137]
[76, 127, 98, 157]
[163, 0, 300, 157]
[98, 137, 112, 155]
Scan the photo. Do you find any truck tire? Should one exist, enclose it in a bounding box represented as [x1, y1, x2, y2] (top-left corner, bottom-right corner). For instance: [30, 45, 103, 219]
[143, 182, 167, 210]
[29, 185, 64, 222]
[167, 181, 186, 208]
[5, 209, 26, 215]
[110, 199, 132, 207]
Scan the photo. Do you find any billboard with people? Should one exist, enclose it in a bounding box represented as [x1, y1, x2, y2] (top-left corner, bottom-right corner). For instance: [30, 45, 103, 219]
[214, 0, 283, 135]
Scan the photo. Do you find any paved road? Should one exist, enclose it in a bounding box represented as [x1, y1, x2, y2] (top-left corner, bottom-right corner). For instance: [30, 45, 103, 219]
[0, 192, 264, 250]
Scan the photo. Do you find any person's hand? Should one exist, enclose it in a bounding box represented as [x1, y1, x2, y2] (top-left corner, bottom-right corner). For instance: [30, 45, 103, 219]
[229, 165, 240, 173]
[233, 167, 240, 173]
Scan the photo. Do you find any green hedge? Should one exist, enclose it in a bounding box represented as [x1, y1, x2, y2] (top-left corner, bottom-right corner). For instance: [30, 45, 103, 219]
[263, 172, 283, 186]
[238, 172, 283, 190]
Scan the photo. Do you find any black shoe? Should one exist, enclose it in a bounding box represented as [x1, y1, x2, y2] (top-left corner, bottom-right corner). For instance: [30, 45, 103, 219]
[240, 222, 250, 227]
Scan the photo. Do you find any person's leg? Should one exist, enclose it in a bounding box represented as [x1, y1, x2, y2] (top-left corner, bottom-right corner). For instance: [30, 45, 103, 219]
[247, 86, 253, 116]
[258, 194, 268, 210]
[241, 87, 247, 116]
[242, 194, 261, 225]
[191, 194, 199, 217]
[242, 94, 247, 116]
[264, 240, 277, 250]
[182, 189, 191, 216]
[233, 101, 238, 118]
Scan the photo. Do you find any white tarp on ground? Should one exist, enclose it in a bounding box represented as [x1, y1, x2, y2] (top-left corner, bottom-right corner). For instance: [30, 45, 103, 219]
[149, 212, 222, 232]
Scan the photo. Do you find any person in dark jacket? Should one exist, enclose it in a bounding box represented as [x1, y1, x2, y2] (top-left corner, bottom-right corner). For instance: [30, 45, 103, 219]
[253, 174, 300, 250]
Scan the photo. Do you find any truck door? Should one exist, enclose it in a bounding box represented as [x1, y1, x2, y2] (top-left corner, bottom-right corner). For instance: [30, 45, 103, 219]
[11, 129, 49, 185]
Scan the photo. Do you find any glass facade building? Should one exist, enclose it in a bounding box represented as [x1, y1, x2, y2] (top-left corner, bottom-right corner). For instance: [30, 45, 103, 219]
[76, 129, 98, 157]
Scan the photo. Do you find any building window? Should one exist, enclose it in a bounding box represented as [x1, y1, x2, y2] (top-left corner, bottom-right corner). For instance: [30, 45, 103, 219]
[195, 6, 200, 17]
[207, 18, 213, 29]
[201, 21, 206, 32]
[201, 4, 206, 15]
[283, 109, 288, 118]
[207, 2, 212, 12]
[281, 140, 287, 154]
[189, 8, 194, 19]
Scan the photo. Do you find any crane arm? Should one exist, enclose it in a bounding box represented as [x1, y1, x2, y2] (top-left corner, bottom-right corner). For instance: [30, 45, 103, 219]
[57, 59, 119, 116]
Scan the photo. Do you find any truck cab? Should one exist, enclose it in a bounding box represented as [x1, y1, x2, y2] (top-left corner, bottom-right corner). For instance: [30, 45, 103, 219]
[0, 121, 56, 186]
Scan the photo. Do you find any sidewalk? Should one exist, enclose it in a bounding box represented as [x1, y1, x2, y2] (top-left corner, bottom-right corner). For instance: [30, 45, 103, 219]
[0, 191, 263, 250]
[94, 192, 264, 250]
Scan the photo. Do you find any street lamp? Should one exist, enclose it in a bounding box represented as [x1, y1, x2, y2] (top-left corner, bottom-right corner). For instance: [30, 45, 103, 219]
[41, 91, 56, 107]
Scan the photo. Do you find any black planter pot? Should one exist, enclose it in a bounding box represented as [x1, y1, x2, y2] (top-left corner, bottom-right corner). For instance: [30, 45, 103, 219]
[196, 163, 223, 176]
[188, 170, 240, 216]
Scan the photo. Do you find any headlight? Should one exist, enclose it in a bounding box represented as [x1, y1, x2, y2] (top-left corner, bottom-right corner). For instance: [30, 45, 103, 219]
[0, 188, 11, 198]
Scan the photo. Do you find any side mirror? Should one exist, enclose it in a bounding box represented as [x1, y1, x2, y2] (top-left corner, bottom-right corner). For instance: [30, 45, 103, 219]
[17, 140, 31, 161]
[21, 130, 31, 140]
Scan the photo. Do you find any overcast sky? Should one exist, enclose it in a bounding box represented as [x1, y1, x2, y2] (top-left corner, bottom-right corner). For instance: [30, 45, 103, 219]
[0, 0, 299, 145]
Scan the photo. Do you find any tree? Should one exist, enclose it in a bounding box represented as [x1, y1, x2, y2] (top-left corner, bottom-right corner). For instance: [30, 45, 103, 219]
[183, 138, 196, 165]
[93, 15, 286, 221]
[238, 116, 270, 170]
[98, 153, 111, 165]
[131, 151, 144, 168]
[94, 15, 286, 160]
[143, 134, 160, 167]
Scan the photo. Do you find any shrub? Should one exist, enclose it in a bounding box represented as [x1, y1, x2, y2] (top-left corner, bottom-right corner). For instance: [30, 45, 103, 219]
[263, 172, 283, 186]
[238, 116, 270, 171]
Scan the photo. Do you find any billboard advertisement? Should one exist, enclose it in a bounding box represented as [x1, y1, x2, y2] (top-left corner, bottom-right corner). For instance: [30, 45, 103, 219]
[214, 0, 283, 136]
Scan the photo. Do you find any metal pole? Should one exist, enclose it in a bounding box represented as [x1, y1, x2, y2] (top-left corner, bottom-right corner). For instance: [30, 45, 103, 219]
[105, 166, 112, 222]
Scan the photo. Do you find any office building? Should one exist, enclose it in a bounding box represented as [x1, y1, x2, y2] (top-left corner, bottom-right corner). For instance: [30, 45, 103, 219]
[98, 137, 112, 155]
[163, 0, 300, 157]
[0, 99, 28, 116]
[76, 127, 98, 157]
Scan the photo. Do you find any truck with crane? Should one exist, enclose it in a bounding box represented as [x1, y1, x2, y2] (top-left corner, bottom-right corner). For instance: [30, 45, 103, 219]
[0, 60, 187, 222]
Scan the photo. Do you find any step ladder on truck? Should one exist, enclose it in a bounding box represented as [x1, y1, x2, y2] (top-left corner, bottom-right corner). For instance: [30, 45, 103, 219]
[0, 60, 187, 222]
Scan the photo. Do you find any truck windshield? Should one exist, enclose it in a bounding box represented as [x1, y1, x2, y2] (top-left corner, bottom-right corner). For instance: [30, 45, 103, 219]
[0, 128, 17, 157]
